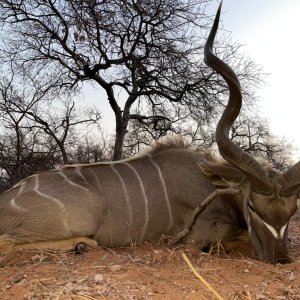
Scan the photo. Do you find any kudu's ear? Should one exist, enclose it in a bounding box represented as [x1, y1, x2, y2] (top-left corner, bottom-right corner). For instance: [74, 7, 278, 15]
[198, 161, 245, 187]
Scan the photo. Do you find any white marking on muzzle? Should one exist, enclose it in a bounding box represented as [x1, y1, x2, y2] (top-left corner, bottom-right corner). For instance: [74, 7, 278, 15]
[261, 220, 287, 240]
[280, 223, 288, 239]
[247, 215, 252, 234]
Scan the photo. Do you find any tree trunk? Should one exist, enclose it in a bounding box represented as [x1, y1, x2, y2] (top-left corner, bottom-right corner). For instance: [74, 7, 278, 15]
[57, 142, 69, 164]
[113, 118, 128, 161]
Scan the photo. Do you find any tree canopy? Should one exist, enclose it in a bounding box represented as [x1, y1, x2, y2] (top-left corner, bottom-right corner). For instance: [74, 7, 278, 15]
[0, 0, 264, 160]
[0, 0, 294, 191]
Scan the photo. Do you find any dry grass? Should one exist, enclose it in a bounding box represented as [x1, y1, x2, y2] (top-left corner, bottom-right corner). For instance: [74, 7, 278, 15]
[0, 221, 300, 299]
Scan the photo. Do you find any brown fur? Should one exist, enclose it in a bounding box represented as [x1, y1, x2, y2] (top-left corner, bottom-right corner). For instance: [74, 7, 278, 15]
[146, 135, 217, 162]
[148, 135, 191, 154]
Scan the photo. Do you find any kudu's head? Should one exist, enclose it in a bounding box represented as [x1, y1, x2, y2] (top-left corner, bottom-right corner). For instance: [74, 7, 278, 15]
[202, 3, 299, 263]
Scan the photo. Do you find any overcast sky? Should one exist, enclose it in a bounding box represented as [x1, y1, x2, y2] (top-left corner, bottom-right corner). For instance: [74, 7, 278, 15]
[217, 1, 300, 156]
[85, 1, 300, 156]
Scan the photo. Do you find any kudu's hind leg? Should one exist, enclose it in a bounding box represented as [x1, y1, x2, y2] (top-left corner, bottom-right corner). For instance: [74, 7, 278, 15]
[0, 234, 98, 254]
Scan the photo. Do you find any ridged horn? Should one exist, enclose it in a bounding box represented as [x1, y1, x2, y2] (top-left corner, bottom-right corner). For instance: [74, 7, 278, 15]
[279, 161, 300, 195]
[204, 2, 270, 192]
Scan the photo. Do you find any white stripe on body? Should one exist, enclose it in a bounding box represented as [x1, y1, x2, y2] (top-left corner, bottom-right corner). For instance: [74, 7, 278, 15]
[74, 167, 89, 185]
[33, 174, 70, 232]
[58, 171, 89, 192]
[10, 182, 29, 212]
[110, 164, 133, 227]
[33, 174, 65, 210]
[147, 154, 173, 229]
[90, 169, 113, 246]
[10, 198, 28, 212]
[123, 162, 149, 242]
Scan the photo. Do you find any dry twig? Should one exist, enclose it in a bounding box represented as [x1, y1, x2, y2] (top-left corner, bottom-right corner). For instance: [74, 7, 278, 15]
[182, 253, 224, 300]
[169, 188, 240, 245]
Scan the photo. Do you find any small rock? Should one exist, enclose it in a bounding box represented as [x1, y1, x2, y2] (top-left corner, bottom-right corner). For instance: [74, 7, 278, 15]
[261, 282, 268, 288]
[288, 271, 295, 281]
[243, 269, 250, 273]
[256, 294, 268, 300]
[31, 254, 46, 263]
[110, 265, 122, 272]
[94, 274, 104, 284]
[31, 255, 40, 262]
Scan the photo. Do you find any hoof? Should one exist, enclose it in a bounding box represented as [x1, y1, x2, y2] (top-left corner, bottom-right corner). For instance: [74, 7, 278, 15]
[74, 242, 87, 254]
[200, 242, 212, 253]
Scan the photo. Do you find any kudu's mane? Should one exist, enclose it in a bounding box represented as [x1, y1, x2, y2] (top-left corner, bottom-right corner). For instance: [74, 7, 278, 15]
[147, 135, 225, 165]
[146, 136, 191, 155]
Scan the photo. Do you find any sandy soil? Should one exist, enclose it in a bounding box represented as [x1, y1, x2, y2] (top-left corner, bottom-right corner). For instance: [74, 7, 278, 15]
[0, 220, 300, 300]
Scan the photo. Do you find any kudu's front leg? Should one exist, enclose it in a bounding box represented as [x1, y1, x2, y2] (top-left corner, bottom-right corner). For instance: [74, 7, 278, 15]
[0, 234, 98, 254]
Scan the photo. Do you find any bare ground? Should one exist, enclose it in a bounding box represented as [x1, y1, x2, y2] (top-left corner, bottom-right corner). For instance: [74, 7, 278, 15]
[1, 221, 300, 300]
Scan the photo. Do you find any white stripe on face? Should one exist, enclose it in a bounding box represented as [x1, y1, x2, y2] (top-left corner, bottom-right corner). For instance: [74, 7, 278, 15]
[248, 201, 287, 240]
[261, 219, 287, 240]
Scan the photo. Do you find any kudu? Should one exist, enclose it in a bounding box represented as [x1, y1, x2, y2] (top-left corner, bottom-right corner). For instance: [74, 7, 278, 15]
[0, 3, 298, 264]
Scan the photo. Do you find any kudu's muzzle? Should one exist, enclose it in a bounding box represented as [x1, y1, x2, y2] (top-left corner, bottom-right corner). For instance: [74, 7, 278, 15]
[249, 220, 292, 264]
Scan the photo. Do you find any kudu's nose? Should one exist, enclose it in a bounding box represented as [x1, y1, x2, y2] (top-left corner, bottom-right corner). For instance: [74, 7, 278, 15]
[255, 251, 292, 264]
[274, 255, 293, 264]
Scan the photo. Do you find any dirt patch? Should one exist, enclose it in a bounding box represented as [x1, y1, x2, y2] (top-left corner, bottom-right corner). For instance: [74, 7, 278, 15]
[1, 221, 300, 300]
